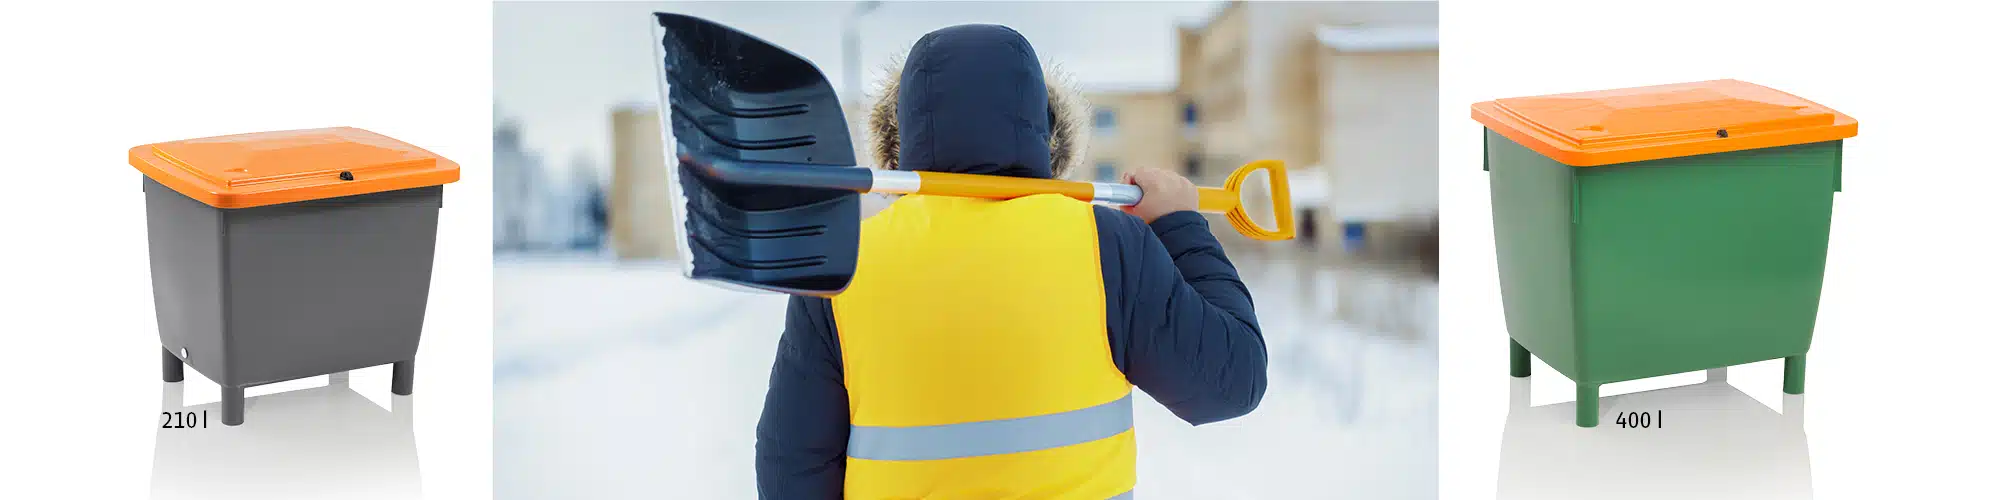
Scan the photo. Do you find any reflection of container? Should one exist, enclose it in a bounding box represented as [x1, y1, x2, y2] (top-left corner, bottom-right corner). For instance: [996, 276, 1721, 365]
[151, 380, 421, 499]
[133, 127, 459, 426]
[1497, 380, 1810, 499]
[1474, 80, 1855, 427]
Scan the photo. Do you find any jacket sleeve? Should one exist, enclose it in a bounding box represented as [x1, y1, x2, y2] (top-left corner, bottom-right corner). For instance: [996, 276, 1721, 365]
[754, 296, 848, 499]
[1095, 207, 1268, 425]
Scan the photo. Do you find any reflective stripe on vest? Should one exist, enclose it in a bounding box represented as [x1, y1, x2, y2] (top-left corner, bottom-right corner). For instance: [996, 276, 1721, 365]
[849, 392, 1134, 461]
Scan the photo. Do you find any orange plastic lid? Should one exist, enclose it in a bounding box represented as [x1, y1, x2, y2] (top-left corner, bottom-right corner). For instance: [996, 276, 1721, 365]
[1472, 79, 1856, 166]
[130, 127, 459, 208]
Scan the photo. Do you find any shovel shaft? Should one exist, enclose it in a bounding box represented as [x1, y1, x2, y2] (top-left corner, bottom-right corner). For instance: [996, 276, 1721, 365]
[680, 155, 875, 192]
[680, 154, 1294, 240]
[895, 171, 1094, 200]
[684, 155, 1149, 206]
[890, 171, 1148, 206]
[902, 171, 1238, 213]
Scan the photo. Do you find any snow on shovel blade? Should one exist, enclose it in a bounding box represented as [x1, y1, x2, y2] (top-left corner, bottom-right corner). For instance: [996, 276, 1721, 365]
[652, 12, 862, 296]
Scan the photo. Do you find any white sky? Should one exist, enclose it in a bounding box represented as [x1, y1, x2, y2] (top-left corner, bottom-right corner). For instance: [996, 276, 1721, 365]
[494, 1, 1222, 173]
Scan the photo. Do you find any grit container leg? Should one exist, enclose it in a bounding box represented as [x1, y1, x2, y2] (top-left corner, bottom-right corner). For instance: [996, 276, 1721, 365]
[1509, 339, 1531, 378]
[221, 387, 245, 426]
[392, 360, 415, 396]
[1576, 384, 1600, 428]
[161, 347, 184, 383]
[1784, 354, 1807, 395]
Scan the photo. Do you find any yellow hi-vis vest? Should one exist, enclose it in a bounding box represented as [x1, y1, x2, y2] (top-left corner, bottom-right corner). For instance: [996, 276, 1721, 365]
[833, 194, 1137, 499]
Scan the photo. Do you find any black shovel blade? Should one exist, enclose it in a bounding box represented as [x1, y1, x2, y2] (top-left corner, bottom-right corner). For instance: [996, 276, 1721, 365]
[654, 12, 861, 296]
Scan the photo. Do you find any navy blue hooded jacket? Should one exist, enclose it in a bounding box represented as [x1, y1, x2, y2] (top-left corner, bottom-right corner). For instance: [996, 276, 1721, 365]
[755, 24, 1268, 498]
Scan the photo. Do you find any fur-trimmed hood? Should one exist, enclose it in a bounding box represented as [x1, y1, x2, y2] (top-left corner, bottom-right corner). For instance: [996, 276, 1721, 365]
[865, 24, 1086, 180]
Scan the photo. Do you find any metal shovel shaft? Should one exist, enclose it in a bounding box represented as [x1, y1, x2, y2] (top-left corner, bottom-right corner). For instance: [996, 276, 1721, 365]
[681, 154, 1295, 241]
[683, 154, 1182, 208]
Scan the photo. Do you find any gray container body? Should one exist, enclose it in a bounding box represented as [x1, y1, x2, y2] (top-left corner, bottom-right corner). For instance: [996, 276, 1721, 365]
[143, 177, 442, 389]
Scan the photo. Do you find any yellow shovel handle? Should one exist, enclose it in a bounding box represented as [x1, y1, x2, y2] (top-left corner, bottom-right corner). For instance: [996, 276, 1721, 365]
[905, 160, 1295, 241]
[1197, 187, 1240, 212]
[1208, 160, 1295, 241]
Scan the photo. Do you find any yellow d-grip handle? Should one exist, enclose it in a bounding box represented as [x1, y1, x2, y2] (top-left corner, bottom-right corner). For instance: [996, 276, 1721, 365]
[1196, 160, 1294, 241]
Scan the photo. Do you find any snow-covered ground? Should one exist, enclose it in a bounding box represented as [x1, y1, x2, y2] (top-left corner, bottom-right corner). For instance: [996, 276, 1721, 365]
[495, 249, 1437, 499]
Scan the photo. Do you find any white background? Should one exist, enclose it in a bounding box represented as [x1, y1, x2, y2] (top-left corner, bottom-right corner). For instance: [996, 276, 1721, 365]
[9, 0, 2000, 498]
[0, 1, 492, 498]
[1442, 1, 2000, 498]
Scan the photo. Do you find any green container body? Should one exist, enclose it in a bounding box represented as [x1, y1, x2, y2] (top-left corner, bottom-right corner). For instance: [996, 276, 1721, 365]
[1485, 129, 1839, 389]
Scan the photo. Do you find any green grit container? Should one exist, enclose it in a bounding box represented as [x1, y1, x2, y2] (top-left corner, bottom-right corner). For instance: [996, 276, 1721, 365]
[1473, 80, 1856, 427]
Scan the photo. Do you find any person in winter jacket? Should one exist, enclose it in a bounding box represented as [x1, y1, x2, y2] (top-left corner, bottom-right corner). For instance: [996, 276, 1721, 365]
[755, 24, 1268, 499]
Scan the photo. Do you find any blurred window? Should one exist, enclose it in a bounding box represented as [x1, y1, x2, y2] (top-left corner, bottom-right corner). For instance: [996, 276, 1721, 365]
[1094, 161, 1118, 182]
[1093, 108, 1117, 132]
[1342, 222, 1368, 253]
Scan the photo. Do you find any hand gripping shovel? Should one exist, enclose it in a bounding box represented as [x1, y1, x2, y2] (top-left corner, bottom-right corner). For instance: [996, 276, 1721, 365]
[652, 13, 1294, 297]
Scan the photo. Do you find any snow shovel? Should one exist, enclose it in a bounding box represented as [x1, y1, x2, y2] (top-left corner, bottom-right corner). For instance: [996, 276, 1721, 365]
[652, 12, 1295, 297]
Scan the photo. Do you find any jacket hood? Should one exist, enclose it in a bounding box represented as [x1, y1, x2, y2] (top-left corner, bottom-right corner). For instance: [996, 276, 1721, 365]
[866, 24, 1085, 179]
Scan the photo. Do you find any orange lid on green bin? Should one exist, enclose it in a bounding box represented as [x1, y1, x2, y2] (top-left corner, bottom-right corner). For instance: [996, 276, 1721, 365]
[130, 127, 460, 209]
[1472, 79, 1856, 166]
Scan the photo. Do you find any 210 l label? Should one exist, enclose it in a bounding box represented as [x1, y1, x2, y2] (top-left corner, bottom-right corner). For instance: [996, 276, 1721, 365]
[160, 411, 209, 429]
[1614, 410, 1662, 429]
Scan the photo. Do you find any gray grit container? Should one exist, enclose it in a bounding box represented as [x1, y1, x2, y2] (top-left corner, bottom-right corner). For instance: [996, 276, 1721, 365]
[131, 127, 460, 426]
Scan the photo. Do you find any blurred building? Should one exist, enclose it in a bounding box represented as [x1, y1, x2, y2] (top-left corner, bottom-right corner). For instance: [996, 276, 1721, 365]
[1076, 1, 1437, 258]
[494, 121, 536, 250]
[559, 155, 608, 250]
[1315, 22, 1438, 224]
[494, 120, 571, 251]
[496, 118, 605, 252]
[1315, 20, 1439, 271]
[1178, 0, 1435, 185]
[1177, 1, 1352, 184]
[609, 107, 676, 260]
[1079, 88, 1187, 182]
